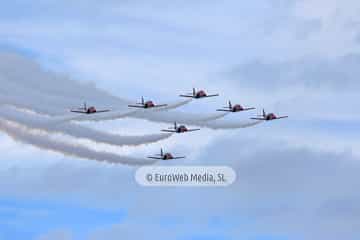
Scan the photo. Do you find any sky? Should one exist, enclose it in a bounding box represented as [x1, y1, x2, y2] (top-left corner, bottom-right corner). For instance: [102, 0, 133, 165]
[0, 0, 360, 239]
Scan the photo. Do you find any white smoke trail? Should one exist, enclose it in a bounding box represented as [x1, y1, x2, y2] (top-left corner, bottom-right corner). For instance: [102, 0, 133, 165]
[69, 110, 138, 122]
[0, 53, 127, 106]
[0, 119, 158, 166]
[0, 83, 194, 123]
[151, 99, 192, 111]
[131, 111, 229, 125]
[0, 53, 252, 129]
[0, 53, 220, 123]
[0, 94, 60, 115]
[0, 107, 173, 146]
[198, 119, 263, 129]
[54, 99, 191, 122]
[1, 92, 229, 127]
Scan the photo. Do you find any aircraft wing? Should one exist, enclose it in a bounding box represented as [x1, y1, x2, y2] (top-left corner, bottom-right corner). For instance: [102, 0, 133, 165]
[244, 107, 256, 111]
[216, 109, 231, 112]
[147, 156, 162, 160]
[179, 94, 194, 98]
[70, 110, 87, 114]
[187, 128, 200, 132]
[250, 117, 265, 120]
[277, 116, 288, 119]
[96, 110, 111, 113]
[173, 156, 186, 159]
[128, 104, 145, 108]
[153, 104, 168, 108]
[161, 129, 177, 133]
[204, 94, 219, 98]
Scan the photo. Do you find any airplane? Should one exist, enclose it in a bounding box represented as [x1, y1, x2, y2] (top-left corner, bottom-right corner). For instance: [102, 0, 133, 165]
[147, 148, 186, 160]
[217, 100, 255, 112]
[250, 109, 288, 121]
[180, 88, 219, 99]
[70, 102, 110, 114]
[161, 122, 200, 133]
[128, 96, 167, 109]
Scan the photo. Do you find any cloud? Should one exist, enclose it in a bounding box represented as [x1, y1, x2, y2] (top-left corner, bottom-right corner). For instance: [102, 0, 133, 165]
[1, 129, 359, 239]
[0, 1, 359, 239]
[36, 229, 73, 240]
[225, 54, 360, 91]
[219, 54, 360, 121]
[193, 135, 360, 239]
[0, 120, 159, 166]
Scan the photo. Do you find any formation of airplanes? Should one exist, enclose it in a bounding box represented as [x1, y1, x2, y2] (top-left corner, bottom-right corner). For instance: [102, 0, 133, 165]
[70, 88, 288, 161]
